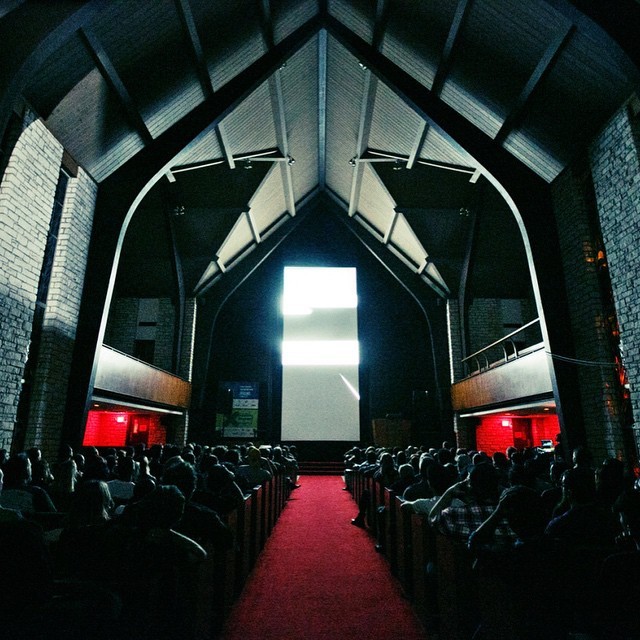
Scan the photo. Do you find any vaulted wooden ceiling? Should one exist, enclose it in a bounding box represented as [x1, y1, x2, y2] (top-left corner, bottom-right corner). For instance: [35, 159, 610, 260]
[6, 0, 639, 303]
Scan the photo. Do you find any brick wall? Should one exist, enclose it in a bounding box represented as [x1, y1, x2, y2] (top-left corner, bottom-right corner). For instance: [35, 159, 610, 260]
[155, 298, 176, 371]
[104, 297, 177, 372]
[551, 161, 627, 464]
[103, 298, 139, 354]
[589, 97, 640, 460]
[0, 116, 63, 452]
[25, 166, 97, 462]
[467, 298, 537, 365]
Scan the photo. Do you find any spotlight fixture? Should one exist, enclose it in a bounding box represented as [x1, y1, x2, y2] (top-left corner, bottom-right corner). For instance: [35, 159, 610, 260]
[172, 205, 186, 216]
[392, 159, 404, 171]
[459, 207, 470, 217]
[349, 157, 358, 167]
[358, 61, 367, 70]
[287, 155, 296, 166]
[243, 159, 253, 169]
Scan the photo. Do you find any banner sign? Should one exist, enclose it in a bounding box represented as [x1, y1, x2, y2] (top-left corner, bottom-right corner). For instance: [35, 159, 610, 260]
[216, 381, 259, 438]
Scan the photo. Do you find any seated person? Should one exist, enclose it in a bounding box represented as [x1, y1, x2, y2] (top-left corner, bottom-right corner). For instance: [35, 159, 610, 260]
[106, 456, 136, 504]
[430, 462, 514, 545]
[162, 459, 233, 551]
[545, 467, 619, 549]
[0, 453, 56, 513]
[402, 454, 436, 501]
[402, 462, 455, 515]
[235, 446, 272, 489]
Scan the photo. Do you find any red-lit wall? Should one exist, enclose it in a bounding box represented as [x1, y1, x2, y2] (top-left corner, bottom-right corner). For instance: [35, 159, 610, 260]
[83, 410, 166, 448]
[475, 414, 559, 456]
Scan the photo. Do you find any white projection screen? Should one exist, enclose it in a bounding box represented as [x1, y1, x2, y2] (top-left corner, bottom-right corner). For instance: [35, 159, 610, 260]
[281, 266, 360, 441]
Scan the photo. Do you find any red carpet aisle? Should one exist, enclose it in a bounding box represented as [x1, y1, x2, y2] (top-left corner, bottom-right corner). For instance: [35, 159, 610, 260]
[220, 475, 428, 640]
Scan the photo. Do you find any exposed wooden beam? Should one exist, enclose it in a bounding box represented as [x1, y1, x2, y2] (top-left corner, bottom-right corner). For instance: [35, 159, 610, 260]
[348, 70, 377, 216]
[407, 120, 428, 169]
[258, 0, 274, 49]
[80, 26, 152, 144]
[372, 0, 390, 51]
[318, 29, 328, 189]
[495, 23, 576, 145]
[432, 0, 472, 96]
[175, 0, 213, 98]
[270, 71, 296, 215]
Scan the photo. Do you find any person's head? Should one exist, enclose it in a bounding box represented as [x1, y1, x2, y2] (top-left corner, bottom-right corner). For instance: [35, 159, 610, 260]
[456, 453, 472, 478]
[379, 452, 394, 471]
[549, 460, 569, 485]
[418, 454, 435, 479]
[128, 485, 185, 530]
[561, 467, 596, 505]
[132, 476, 156, 503]
[206, 464, 235, 491]
[492, 451, 509, 471]
[437, 448, 453, 466]
[116, 456, 135, 482]
[498, 486, 547, 540]
[55, 458, 78, 493]
[69, 479, 114, 526]
[162, 460, 197, 501]
[246, 446, 263, 468]
[469, 462, 500, 503]
[427, 462, 453, 496]
[2, 453, 31, 487]
[572, 445, 592, 469]
[397, 463, 414, 482]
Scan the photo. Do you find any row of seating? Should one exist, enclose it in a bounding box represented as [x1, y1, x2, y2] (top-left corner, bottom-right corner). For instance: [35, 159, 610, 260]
[207, 471, 292, 633]
[350, 471, 480, 640]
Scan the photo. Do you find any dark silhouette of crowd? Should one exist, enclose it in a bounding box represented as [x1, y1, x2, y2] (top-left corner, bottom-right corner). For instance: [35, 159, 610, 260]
[0, 441, 299, 640]
[343, 441, 640, 639]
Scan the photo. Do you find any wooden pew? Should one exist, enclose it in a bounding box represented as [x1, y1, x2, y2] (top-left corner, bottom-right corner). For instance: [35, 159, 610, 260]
[384, 489, 398, 573]
[237, 492, 253, 592]
[410, 513, 437, 625]
[435, 533, 479, 640]
[396, 497, 413, 598]
[251, 484, 263, 566]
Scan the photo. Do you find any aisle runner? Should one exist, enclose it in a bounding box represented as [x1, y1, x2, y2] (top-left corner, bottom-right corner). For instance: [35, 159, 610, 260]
[220, 475, 428, 640]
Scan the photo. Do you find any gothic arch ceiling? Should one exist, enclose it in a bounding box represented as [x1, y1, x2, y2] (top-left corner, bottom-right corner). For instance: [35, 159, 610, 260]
[13, 0, 640, 302]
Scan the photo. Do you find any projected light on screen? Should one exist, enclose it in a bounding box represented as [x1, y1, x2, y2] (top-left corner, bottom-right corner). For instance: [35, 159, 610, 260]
[281, 266, 360, 441]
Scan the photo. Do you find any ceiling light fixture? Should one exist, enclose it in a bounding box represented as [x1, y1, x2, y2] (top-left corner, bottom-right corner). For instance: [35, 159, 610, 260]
[349, 157, 358, 167]
[244, 159, 253, 169]
[392, 159, 404, 171]
[287, 155, 296, 166]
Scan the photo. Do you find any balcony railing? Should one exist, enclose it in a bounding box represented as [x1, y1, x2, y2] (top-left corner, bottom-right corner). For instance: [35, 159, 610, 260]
[461, 318, 543, 379]
[94, 345, 191, 409]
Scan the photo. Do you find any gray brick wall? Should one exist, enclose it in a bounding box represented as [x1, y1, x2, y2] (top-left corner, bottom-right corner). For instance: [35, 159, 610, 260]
[104, 297, 177, 372]
[590, 97, 640, 458]
[0, 117, 63, 452]
[104, 298, 139, 353]
[25, 167, 98, 462]
[551, 161, 626, 463]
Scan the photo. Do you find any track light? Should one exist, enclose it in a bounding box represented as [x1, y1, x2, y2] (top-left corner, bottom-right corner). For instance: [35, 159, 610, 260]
[287, 155, 296, 166]
[349, 157, 358, 167]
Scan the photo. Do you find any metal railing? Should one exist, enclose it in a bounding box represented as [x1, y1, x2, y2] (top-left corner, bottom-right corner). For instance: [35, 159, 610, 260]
[461, 318, 543, 378]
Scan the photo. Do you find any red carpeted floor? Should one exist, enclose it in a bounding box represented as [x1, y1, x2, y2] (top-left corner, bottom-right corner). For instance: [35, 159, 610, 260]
[219, 475, 428, 640]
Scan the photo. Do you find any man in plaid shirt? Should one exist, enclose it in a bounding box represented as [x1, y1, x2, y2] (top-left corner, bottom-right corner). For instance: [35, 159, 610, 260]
[429, 462, 515, 545]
